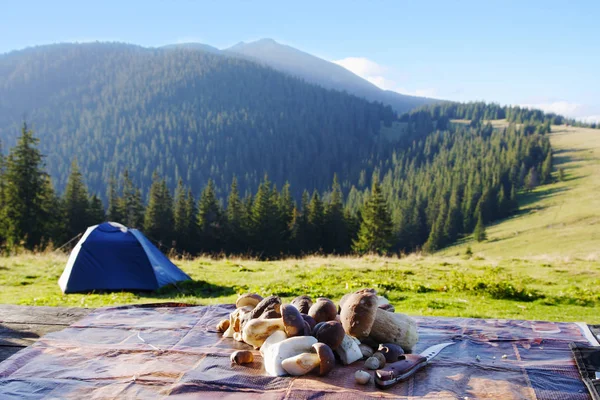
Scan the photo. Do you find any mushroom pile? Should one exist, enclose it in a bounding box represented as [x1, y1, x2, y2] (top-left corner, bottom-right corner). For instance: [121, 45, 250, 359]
[217, 288, 418, 379]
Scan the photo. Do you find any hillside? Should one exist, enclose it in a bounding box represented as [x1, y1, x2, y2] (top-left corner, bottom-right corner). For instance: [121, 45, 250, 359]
[441, 124, 600, 258]
[0, 42, 396, 198]
[225, 38, 434, 114]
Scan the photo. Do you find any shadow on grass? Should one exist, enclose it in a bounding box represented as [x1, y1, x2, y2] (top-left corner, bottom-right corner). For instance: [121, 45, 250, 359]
[143, 280, 236, 299]
[517, 186, 569, 209]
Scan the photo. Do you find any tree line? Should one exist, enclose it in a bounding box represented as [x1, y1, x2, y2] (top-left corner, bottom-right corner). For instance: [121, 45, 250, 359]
[0, 102, 553, 257]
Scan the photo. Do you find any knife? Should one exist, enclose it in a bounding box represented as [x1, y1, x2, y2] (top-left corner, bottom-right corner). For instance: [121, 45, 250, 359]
[375, 342, 455, 389]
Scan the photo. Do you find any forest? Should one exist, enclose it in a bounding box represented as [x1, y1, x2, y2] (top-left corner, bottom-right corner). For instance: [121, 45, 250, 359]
[0, 100, 556, 258]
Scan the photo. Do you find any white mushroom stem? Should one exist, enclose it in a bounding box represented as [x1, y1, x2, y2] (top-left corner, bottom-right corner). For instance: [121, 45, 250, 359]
[369, 309, 419, 353]
[281, 353, 320, 376]
[335, 335, 363, 365]
[260, 330, 288, 357]
[223, 306, 253, 338]
[263, 336, 318, 376]
[242, 318, 286, 348]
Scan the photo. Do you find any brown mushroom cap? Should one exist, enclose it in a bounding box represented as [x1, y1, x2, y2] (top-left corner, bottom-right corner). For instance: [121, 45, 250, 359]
[235, 293, 264, 309]
[339, 289, 378, 339]
[378, 304, 395, 312]
[281, 304, 305, 337]
[308, 298, 337, 323]
[312, 320, 345, 350]
[301, 314, 316, 330]
[249, 295, 281, 319]
[378, 343, 404, 362]
[302, 320, 313, 336]
[312, 343, 335, 376]
[291, 295, 313, 314]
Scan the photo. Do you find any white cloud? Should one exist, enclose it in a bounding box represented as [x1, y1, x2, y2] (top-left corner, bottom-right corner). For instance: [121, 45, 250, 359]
[333, 56, 437, 98]
[580, 115, 600, 124]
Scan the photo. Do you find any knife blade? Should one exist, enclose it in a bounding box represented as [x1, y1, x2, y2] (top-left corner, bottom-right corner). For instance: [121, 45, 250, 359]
[375, 342, 455, 389]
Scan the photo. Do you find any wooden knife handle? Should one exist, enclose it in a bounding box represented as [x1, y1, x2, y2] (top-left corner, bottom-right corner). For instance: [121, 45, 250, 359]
[375, 354, 428, 388]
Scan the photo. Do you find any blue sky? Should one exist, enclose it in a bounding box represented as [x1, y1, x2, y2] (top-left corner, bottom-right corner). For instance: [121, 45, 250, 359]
[2, 0, 599, 121]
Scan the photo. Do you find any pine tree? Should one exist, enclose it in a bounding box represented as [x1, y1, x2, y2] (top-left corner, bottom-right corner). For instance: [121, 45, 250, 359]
[87, 194, 105, 224]
[106, 173, 123, 222]
[197, 179, 224, 253]
[473, 212, 487, 242]
[3, 123, 53, 249]
[352, 177, 394, 255]
[173, 178, 188, 250]
[307, 191, 325, 252]
[120, 170, 145, 228]
[250, 176, 281, 258]
[64, 159, 90, 238]
[324, 174, 348, 253]
[226, 177, 246, 253]
[525, 167, 539, 191]
[540, 152, 553, 184]
[144, 172, 174, 245]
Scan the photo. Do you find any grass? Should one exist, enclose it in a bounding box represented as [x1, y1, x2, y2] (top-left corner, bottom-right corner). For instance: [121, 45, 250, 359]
[0, 252, 598, 323]
[442, 124, 600, 258]
[0, 124, 598, 323]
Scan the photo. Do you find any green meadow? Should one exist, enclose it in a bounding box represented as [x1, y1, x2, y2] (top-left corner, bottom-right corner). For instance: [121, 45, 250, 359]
[0, 124, 598, 323]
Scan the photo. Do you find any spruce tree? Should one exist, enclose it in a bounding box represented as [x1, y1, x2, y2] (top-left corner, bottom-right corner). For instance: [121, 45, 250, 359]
[226, 177, 246, 253]
[87, 194, 105, 224]
[250, 176, 281, 258]
[3, 123, 53, 248]
[352, 177, 393, 255]
[120, 170, 145, 228]
[144, 172, 174, 245]
[197, 179, 224, 253]
[324, 174, 348, 253]
[106, 173, 123, 222]
[540, 152, 552, 184]
[173, 178, 187, 249]
[473, 212, 487, 242]
[307, 191, 325, 252]
[64, 160, 90, 238]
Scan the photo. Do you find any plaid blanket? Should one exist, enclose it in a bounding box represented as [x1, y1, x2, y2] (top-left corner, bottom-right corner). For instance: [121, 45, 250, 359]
[0, 303, 595, 399]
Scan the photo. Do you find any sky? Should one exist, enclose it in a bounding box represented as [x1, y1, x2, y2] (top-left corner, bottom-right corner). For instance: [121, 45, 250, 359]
[1, 0, 599, 122]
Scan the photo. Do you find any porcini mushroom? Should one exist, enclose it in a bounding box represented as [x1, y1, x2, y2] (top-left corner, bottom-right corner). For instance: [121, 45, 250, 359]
[312, 320, 345, 350]
[223, 305, 254, 338]
[236, 293, 263, 309]
[263, 336, 318, 376]
[291, 295, 313, 314]
[340, 289, 418, 353]
[335, 334, 363, 365]
[378, 343, 404, 362]
[308, 298, 337, 323]
[281, 342, 335, 376]
[242, 304, 305, 348]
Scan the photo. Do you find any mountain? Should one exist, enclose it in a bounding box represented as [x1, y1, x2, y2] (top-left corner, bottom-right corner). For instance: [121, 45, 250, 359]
[225, 38, 434, 114]
[161, 42, 221, 54]
[0, 42, 398, 199]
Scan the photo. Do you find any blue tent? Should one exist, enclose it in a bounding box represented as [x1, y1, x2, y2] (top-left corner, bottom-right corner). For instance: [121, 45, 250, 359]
[59, 222, 191, 293]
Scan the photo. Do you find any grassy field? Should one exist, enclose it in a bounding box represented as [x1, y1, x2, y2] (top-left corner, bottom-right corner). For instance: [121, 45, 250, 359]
[443, 124, 600, 258]
[0, 124, 598, 323]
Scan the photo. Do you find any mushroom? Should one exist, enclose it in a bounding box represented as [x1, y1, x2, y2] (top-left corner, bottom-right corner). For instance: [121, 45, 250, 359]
[242, 304, 305, 348]
[223, 305, 254, 338]
[308, 298, 337, 323]
[378, 304, 395, 312]
[312, 320, 345, 350]
[236, 293, 264, 309]
[377, 343, 404, 362]
[281, 342, 335, 376]
[216, 319, 230, 333]
[230, 350, 254, 365]
[335, 334, 363, 365]
[355, 370, 371, 385]
[263, 336, 318, 376]
[301, 314, 316, 331]
[364, 356, 380, 370]
[291, 295, 313, 314]
[358, 344, 374, 359]
[372, 351, 386, 368]
[340, 289, 418, 352]
[260, 330, 287, 357]
[249, 295, 282, 320]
